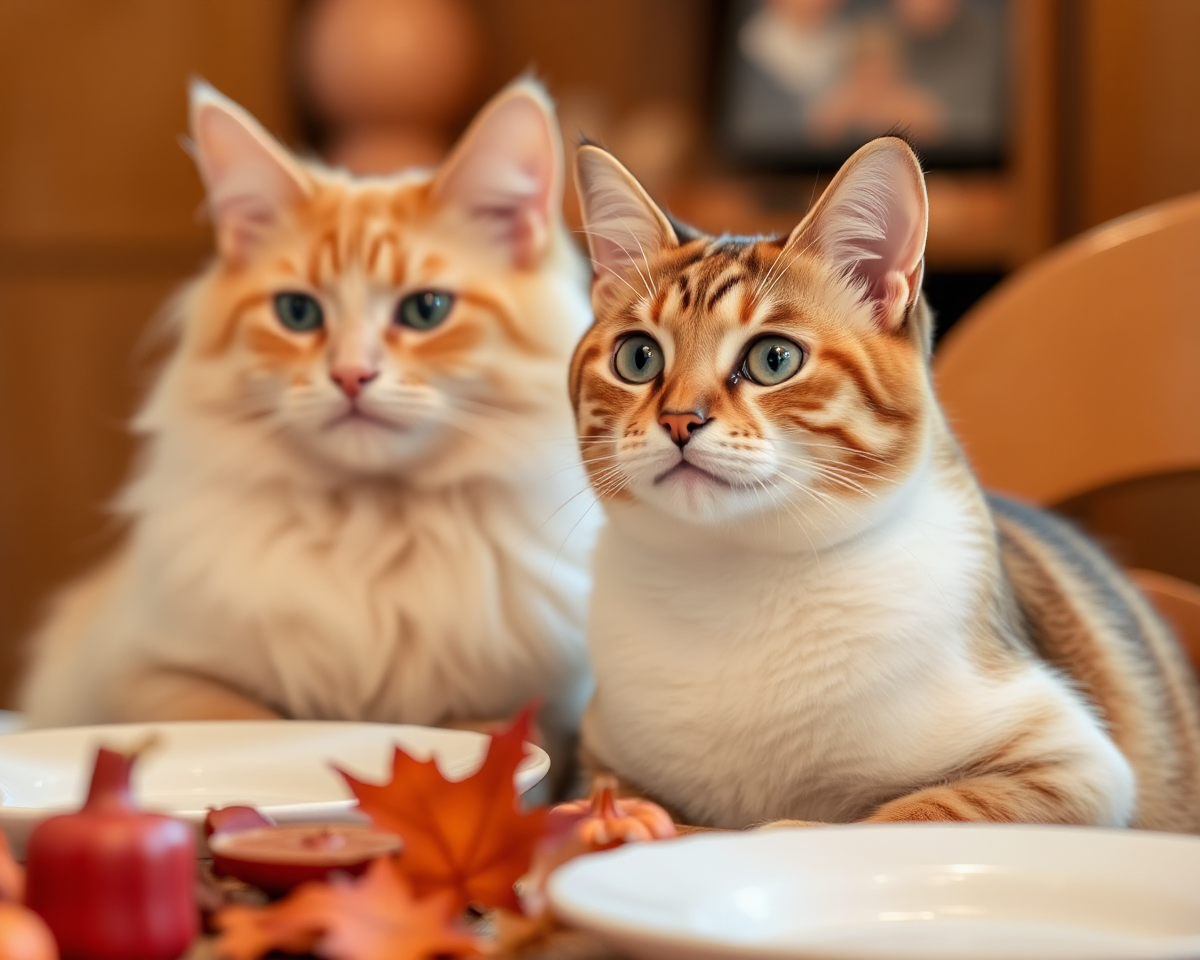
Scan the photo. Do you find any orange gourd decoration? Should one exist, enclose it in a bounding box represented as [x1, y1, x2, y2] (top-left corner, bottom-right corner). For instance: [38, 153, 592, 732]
[514, 777, 677, 925]
[25, 745, 197, 960]
[550, 778, 677, 851]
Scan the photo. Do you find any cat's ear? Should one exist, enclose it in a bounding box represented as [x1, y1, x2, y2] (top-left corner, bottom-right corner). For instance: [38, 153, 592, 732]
[431, 79, 563, 270]
[575, 144, 677, 312]
[789, 137, 928, 330]
[188, 80, 313, 264]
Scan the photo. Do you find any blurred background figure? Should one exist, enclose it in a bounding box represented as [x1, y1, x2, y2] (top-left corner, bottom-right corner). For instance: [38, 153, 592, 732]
[299, 0, 483, 172]
[1, 0, 1199, 708]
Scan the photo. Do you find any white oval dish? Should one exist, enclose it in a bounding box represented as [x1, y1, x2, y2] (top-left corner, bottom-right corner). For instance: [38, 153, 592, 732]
[0, 720, 548, 857]
[548, 824, 1200, 960]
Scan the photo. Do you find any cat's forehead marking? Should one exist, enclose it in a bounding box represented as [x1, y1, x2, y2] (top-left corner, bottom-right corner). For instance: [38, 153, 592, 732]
[297, 181, 434, 291]
[645, 234, 791, 331]
[365, 232, 403, 286]
[307, 228, 341, 289]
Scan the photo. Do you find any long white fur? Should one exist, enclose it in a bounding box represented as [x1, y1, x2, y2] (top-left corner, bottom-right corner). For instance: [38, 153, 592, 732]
[583, 445, 1136, 827]
[22, 82, 600, 745]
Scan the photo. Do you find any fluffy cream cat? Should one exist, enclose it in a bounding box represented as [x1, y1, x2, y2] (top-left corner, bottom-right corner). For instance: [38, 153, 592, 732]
[21, 80, 598, 766]
[569, 137, 1200, 830]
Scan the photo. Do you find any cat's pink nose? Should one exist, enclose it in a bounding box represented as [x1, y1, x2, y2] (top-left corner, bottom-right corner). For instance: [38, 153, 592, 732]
[331, 367, 378, 399]
[659, 411, 708, 447]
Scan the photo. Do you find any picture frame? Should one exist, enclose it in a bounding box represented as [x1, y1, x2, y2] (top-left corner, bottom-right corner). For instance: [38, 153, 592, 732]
[716, 0, 1009, 171]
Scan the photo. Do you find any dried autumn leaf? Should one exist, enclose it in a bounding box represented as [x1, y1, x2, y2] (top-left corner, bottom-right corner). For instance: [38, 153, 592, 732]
[214, 857, 479, 960]
[215, 887, 322, 960]
[338, 710, 547, 914]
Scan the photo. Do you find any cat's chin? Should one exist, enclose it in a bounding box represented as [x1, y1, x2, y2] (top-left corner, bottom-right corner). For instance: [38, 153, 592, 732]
[292, 416, 443, 477]
[635, 464, 764, 525]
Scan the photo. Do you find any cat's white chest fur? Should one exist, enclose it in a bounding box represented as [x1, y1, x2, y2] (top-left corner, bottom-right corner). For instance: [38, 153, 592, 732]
[37, 443, 597, 734]
[585, 472, 1077, 827]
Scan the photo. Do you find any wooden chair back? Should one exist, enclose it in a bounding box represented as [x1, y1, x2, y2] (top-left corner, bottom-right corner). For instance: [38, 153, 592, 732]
[1129, 569, 1200, 676]
[934, 193, 1200, 507]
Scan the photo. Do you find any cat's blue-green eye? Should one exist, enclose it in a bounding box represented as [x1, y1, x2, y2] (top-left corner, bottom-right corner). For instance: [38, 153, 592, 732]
[613, 334, 665, 384]
[397, 291, 455, 330]
[743, 336, 803, 386]
[274, 293, 324, 333]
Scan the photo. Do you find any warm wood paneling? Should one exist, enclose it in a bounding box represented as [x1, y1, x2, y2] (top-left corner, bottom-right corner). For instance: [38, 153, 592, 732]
[0, 271, 184, 693]
[473, 0, 717, 117]
[0, 0, 296, 247]
[1074, 0, 1200, 231]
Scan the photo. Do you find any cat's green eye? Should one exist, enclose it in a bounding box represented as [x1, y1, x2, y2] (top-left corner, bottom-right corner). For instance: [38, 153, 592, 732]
[742, 336, 803, 386]
[613, 335, 665, 384]
[274, 293, 324, 333]
[397, 291, 455, 331]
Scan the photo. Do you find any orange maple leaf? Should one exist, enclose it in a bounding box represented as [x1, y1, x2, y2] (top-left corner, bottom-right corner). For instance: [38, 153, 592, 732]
[338, 709, 547, 913]
[214, 857, 479, 960]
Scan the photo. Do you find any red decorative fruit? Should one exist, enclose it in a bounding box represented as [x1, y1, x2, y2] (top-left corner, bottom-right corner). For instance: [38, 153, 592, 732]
[24, 743, 197, 960]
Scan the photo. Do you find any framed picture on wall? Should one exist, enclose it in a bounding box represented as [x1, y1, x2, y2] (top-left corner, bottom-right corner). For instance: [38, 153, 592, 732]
[716, 0, 1009, 170]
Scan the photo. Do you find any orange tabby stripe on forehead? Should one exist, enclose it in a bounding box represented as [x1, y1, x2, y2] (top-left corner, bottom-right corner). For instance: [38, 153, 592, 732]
[390, 182, 431, 223]
[345, 209, 369, 270]
[739, 239, 787, 322]
[307, 228, 341, 288]
[365, 232, 393, 276]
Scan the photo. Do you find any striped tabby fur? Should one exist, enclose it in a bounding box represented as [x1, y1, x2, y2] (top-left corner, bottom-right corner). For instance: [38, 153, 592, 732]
[569, 137, 1200, 830]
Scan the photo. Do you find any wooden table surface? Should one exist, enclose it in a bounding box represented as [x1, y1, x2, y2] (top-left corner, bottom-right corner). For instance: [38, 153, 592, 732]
[186, 929, 634, 960]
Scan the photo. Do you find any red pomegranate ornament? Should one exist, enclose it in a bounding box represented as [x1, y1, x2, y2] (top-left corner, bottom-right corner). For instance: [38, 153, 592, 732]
[24, 741, 197, 960]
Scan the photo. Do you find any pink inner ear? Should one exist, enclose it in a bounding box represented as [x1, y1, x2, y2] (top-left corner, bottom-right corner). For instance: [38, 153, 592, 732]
[869, 271, 910, 325]
[432, 91, 558, 267]
[812, 147, 927, 329]
[212, 194, 282, 261]
[191, 100, 309, 263]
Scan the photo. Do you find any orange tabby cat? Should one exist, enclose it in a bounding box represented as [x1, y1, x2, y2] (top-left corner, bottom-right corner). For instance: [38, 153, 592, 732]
[569, 136, 1200, 831]
[20, 80, 598, 769]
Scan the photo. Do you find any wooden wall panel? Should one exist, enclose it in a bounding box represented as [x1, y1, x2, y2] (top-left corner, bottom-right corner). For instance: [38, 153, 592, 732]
[0, 272, 183, 691]
[473, 0, 716, 117]
[0, 0, 297, 247]
[1074, 0, 1200, 231]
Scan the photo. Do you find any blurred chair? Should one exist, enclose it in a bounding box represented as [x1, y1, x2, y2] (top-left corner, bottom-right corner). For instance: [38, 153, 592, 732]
[935, 191, 1200, 506]
[934, 192, 1200, 666]
[1129, 569, 1200, 673]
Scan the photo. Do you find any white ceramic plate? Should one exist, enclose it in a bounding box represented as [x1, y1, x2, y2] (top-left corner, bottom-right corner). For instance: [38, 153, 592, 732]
[548, 824, 1200, 960]
[0, 720, 548, 856]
